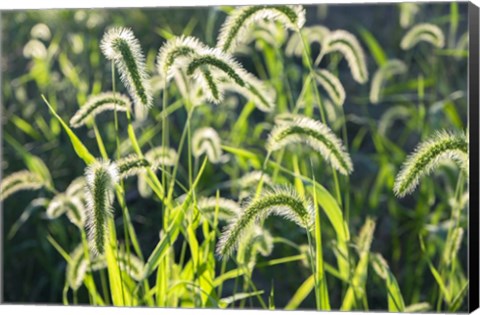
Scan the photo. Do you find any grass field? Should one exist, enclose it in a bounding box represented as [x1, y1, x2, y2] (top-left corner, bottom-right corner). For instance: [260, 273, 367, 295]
[1, 3, 469, 311]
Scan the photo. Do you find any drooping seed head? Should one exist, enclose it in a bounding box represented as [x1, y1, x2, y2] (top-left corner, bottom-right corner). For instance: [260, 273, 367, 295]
[443, 227, 464, 266]
[196, 196, 242, 222]
[219, 72, 276, 112]
[46, 193, 69, 219]
[0, 170, 44, 201]
[217, 185, 314, 258]
[192, 127, 223, 164]
[236, 225, 274, 269]
[369, 59, 407, 104]
[100, 27, 152, 116]
[85, 160, 119, 255]
[66, 245, 89, 291]
[355, 217, 376, 254]
[65, 196, 87, 229]
[321, 30, 369, 84]
[378, 105, 411, 136]
[267, 116, 353, 175]
[116, 248, 145, 281]
[186, 48, 247, 87]
[116, 154, 151, 180]
[399, 3, 420, 29]
[400, 23, 445, 50]
[217, 5, 306, 54]
[393, 131, 468, 197]
[237, 171, 273, 191]
[145, 146, 178, 169]
[70, 92, 131, 128]
[313, 69, 346, 107]
[156, 35, 209, 81]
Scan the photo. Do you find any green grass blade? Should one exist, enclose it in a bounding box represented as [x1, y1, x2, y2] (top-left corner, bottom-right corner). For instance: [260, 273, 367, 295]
[41, 95, 95, 165]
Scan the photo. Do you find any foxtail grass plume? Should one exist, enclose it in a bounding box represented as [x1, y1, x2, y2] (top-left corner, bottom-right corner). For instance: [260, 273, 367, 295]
[116, 154, 151, 180]
[400, 23, 445, 50]
[85, 160, 119, 255]
[219, 73, 276, 112]
[192, 127, 224, 164]
[237, 225, 274, 269]
[197, 196, 242, 222]
[355, 217, 376, 254]
[369, 60, 407, 104]
[286, 25, 330, 57]
[156, 36, 209, 81]
[321, 30, 368, 84]
[313, 69, 346, 107]
[393, 131, 468, 197]
[443, 227, 464, 266]
[399, 3, 420, 29]
[67, 245, 89, 291]
[267, 116, 353, 175]
[217, 186, 314, 257]
[217, 5, 306, 54]
[100, 28, 152, 117]
[237, 171, 273, 190]
[0, 170, 44, 201]
[145, 146, 178, 169]
[116, 248, 145, 281]
[378, 105, 411, 136]
[70, 92, 131, 128]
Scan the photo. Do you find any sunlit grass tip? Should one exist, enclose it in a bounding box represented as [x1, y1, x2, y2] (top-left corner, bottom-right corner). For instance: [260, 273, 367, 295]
[393, 130, 468, 197]
[267, 116, 353, 175]
[321, 30, 368, 84]
[369, 59, 407, 104]
[217, 185, 314, 258]
[0, 170, 44, 201]
[400, 23, 445, 50]
[100, 27, 152, 112]
[85, 159, 119, 255]
[70, 92, 131, 128]
[217, 5, 306, 54]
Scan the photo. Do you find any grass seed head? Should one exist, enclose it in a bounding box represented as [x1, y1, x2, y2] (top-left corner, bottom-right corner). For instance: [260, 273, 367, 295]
[314, 69, 346, 107]
[192, 127, 223, 163]
[267, 116, 353, 175]
[0, 170, 44, 201]
[217, 5, 305, 54]
[369, 59, 407, 104]
[101, 27, 152, 115]
[393, 130, 468, 197]
[217, 185, 314, 258]
[85, 159, 119, 255]
[70, 92, 131, 128]
[322, 30, 369, 84]
[400, 23, 445, 50]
